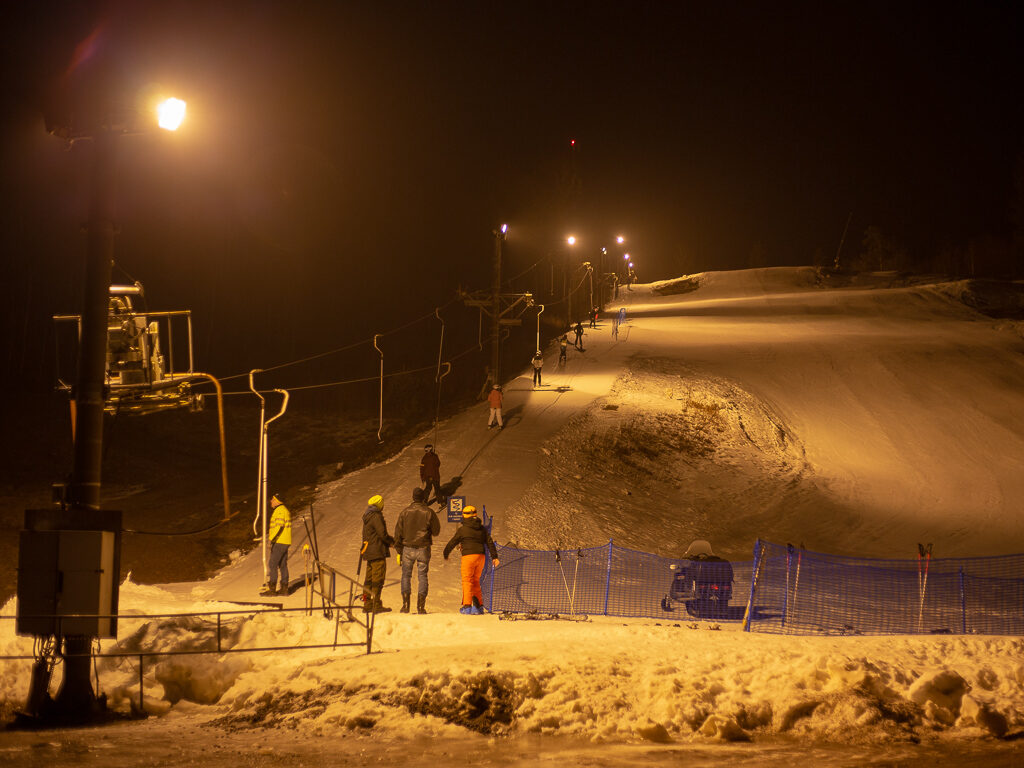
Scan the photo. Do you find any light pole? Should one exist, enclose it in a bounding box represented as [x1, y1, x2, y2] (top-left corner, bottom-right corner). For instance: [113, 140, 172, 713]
[22, 95, 186, 723]
[490, 224, 508, 382]
[566, 235, 576, 325]
[582, 261, 594, 316]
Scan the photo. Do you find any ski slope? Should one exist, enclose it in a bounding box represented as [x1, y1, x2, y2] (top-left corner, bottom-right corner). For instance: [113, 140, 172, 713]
[2, 267, 1023, 763]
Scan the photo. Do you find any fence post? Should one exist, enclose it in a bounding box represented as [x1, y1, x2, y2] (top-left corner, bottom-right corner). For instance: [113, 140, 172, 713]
[959, 566, 967, 635]
[743, 540, 766, 632]
[489, 547, 497, 611]
[782, 544, 792, 627]
[604, 540, 613, 616]
[138, 654, 144, 714]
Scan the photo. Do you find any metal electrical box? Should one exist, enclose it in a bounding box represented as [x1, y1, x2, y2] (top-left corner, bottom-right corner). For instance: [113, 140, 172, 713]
[16, 509, 121, 638]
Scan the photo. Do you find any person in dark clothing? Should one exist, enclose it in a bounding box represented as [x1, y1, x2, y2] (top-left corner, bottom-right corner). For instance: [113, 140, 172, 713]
[590, 307, 598, 328]
[443, 505, 500, 614]
[360, 494, 393, 613]
[419, 443, 442, 505]
[558, 335, 568, 365]
[573, 321, 585, 350]
[393, 487, 441, 613]
[531, 351, 544, 387]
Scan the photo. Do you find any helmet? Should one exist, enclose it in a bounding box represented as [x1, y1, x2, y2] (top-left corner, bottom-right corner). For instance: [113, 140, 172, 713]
[412, 487, 425, 501]
[492, 384, 500, 389]
[462, 505, 478, 517]
[424, 444, 433, 451]
[367, 494, 383, 508]
[270, 494, 282, 507]
[683, 539, 714, 558]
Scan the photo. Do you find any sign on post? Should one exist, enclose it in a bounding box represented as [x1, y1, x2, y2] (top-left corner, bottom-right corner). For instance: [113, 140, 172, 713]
[447, 496, 466, 523]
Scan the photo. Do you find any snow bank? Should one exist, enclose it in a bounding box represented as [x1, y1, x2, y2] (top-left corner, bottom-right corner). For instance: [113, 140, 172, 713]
[6, 580, 1021, 745]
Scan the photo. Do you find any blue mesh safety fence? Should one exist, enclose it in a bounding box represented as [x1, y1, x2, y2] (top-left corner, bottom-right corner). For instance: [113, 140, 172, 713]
[483, 539, 1024, 635]
[485, 542, 752, 622]
[743, 540, 1024, 636]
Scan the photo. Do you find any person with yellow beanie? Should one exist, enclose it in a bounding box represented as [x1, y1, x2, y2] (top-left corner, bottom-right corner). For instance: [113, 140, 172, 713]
[360, 494, 393, 613]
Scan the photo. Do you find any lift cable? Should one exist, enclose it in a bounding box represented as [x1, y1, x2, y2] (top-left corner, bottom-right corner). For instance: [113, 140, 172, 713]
[216, 341, 483, 397]
[211, 296, 461, 384]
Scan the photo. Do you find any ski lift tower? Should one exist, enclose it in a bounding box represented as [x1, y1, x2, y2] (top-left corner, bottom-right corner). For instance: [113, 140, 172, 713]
[459, 224, 534, 384]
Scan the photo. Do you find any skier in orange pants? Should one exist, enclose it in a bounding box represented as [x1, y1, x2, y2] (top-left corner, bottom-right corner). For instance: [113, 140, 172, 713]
[443, 505, 500, 614]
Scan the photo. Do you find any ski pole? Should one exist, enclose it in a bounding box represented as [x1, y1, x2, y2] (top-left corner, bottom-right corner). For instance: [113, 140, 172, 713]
[792, 543, 803, 617]
[783, 544, 793, 627]
[357, 541, 367, 576]
[555, 548, 573, 613]
[917, 543, 932, 632]
[569, 549, 584, 616]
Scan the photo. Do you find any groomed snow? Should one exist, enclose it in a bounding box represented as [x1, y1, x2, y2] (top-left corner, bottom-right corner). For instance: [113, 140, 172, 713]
[3, 268, 1023, 762]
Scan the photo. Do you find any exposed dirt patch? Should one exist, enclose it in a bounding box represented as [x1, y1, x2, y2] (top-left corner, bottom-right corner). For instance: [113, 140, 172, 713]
[652, 277, 701, 296]
[503, 357, 858, 560]
[933, 279, 1024, 320]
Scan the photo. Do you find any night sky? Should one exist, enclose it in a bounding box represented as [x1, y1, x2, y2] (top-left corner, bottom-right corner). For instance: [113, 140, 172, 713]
[2, 1, 1022, 389]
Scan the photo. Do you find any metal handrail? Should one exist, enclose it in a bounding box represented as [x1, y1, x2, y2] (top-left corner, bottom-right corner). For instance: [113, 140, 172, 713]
[2, 553, 375, 713]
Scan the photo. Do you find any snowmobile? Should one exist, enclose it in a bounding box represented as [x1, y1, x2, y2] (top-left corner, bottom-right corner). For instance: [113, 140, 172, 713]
[660, 540, 734, 618]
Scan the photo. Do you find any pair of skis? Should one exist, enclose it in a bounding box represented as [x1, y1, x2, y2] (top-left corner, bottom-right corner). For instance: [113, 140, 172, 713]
[498, 610, 589, 622]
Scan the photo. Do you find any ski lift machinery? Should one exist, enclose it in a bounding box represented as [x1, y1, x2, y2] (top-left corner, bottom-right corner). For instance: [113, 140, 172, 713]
[51, 281, 232, 518]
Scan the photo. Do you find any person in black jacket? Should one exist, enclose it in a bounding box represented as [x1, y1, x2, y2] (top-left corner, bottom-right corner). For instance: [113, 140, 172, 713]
[443, 505, 500, 614]
[393, 487, 441, 614]
[361, 494, 393, 613]
[419, 444, 442, 505]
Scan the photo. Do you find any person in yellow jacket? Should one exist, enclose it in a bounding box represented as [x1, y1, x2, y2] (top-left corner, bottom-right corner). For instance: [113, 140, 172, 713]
[262, 494, 292, 596]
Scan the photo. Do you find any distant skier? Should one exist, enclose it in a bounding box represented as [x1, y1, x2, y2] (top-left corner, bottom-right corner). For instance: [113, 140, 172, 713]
[360, 494, 394, 613]
[558, 335, 568, 365]
[393, 487, 441, 614]
[487, 384, 504, 429]
[443, 504, 500, 614]
[590, 307, 598, 328]
[573, 321, 585, 350]
[419, 443, 442, 505]
[531, 351, 544, 387]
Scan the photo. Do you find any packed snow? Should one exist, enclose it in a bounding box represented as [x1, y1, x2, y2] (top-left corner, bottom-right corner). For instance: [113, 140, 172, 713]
[3, 268, 1023, 764]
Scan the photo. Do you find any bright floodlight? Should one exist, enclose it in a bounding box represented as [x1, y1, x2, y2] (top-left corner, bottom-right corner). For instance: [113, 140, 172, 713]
[501, 223, 509, 234]
[157, 98, 186, 131]
[629, 262, 634, 268]
[623, 253, 630, 260]
[567, 236, 576, 246]
[616, 236, 625, 244]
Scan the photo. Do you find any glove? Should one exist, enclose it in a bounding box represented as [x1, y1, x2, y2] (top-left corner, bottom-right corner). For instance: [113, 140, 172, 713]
[493, 559, 500, 568]
[396, 553, 402, 566]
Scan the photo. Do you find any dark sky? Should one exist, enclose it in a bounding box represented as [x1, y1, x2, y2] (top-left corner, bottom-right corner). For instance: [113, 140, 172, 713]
[2, 1, 1022, 387]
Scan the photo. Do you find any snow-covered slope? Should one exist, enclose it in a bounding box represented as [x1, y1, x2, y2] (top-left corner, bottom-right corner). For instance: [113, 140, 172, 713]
[3, 268, 1023, 760]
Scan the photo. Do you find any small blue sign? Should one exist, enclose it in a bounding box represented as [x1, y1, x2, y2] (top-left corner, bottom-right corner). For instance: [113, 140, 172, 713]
[447, 495, 466, 523]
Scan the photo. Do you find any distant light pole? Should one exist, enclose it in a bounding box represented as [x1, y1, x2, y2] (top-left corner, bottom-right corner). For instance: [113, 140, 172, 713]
[582, 261, 594, 316]
[490, 224, 508, 382]
[566, 235, 577, 324]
